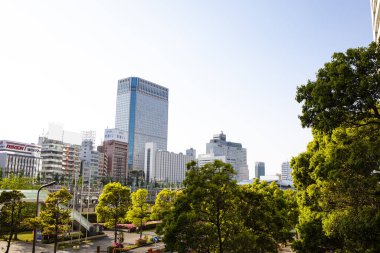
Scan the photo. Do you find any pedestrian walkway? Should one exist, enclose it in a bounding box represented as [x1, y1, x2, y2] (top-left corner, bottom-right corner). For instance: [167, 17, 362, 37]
[0, 240, 53, 253]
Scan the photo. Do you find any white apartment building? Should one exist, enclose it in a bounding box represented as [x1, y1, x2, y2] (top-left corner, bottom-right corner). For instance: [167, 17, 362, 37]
[0, 140, 41, 178]
[80, 140, 100, 185]
[371, 0, 380, 41]
[198, 132, 249, 181]
[115, 77, 169, 171]
[281, 161, 292, 181]
[39, 137, 81, 182]
[144, 142, 195, 184]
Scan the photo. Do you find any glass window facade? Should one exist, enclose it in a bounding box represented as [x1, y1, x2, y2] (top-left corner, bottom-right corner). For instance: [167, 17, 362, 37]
[115, 77, 169, 171]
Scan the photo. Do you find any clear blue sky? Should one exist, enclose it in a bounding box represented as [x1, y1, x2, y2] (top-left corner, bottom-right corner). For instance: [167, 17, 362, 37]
[0, 1, 373, 177]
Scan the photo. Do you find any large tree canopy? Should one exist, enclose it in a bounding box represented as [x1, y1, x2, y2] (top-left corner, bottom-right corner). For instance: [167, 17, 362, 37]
[39, 188, 72, 253]
[0, 190, 25, 253]
[150, 188, 177, 221]
[96, 182, 131, 242]
[126, 189, 150, 239]
[158, 161, 296, 253]
[292, 42, 380, 253]
[296, 42, 380, 133]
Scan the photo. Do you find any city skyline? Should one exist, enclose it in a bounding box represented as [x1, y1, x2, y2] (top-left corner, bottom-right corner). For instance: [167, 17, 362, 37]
[0, 1, 372, 177]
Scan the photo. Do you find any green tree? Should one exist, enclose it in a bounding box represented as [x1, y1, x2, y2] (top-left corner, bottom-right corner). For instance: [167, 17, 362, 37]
[296, 42, 380, 133]
[237, 180, 297, 252]
[150, 188, 177, 221]
[14, 202, 35, 240]
[96, 182, 131, 242]
[36, 172, 41, 185]
[38, 188, 72, 253]
[159, 161, 297, 253]
[126, 189, 150, 239]
[0, 190, 25, 253]
[160, 160, 242, 253]
[0, 173, 37, 190]
[292, 42, 380, 252]
[292, 126, 380, 252]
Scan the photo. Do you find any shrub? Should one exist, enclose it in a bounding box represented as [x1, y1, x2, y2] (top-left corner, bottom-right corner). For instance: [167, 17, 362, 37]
[116, 224, 136, 232]
[135, 238, 147, 246]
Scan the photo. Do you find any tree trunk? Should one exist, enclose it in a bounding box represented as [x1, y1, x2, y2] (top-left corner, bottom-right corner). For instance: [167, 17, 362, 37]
[13, 204, 22, 240]
[114, 220, 117, 242]
[6, 204, 15, 253]
[5, 231, 13, 253]
[54, 221, 58, 253]
[216, 205, 223, 253]
[139, 218, 143, 239]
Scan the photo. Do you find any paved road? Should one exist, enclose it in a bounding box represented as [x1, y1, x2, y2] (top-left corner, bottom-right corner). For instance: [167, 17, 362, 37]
[127, 242, 165, 253]
[0, 230, 162, 253]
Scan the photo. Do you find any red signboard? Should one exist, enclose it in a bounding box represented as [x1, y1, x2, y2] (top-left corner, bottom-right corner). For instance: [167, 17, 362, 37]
[6, 144, 25, 151]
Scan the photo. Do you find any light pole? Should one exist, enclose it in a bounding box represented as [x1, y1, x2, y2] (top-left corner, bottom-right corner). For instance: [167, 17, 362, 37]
[32, 181, 57, 253]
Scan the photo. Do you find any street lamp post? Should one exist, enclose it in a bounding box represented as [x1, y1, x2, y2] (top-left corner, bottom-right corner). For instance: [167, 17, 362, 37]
[32, 181, 57, 253]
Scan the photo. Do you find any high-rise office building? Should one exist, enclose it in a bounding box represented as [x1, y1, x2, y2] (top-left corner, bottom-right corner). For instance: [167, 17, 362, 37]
[371, 0, 380, 41]
[115, 77, 169, 171]
[255, 162, 265, 179]
[198, 132, 249, 181]
[281, 161, 292, 181]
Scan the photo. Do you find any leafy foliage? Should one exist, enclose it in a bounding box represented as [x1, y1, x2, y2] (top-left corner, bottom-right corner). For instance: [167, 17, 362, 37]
[238, 180, 297, 252]
[0, 173, 39, 190]
[158, 161, 296, 253]
[126, 189, 150, 239]
[38, 188, 72, 253]
[96, 182, 131, 242]
[296, 42, 380, 133]
[0, 190, 25, 253]
[292, 42, 380, 253]
[150, 188, 178, 221]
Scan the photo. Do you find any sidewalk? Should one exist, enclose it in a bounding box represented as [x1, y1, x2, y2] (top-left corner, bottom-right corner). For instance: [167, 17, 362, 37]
[0, 230, 159, 253]
[0, 240, 53, 253]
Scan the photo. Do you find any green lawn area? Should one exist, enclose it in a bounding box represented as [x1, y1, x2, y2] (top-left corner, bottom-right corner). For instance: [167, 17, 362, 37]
[15, 231, 33, 242]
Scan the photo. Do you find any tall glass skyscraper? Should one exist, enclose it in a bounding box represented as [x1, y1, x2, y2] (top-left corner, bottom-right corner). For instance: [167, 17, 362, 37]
[115, 77, 169, 171]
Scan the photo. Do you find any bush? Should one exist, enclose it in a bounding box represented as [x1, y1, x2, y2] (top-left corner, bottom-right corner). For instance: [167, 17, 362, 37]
[116, 224, 137, 232]
[143, 223, 157, 230]
[135, 238, 147, 246]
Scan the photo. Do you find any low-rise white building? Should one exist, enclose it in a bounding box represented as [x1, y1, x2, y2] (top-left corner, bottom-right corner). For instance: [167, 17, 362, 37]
[144, 142, 195, 184]
[0, 140, 41, 178]
[104, 128, 128, 143]
[198, 132, 249, 181]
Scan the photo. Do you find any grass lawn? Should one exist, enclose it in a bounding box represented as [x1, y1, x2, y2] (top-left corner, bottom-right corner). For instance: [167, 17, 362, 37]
[15, 231, 34, 242]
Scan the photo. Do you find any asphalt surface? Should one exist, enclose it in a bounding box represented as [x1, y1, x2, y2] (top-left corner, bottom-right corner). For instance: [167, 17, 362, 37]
[0, 230, 164, 253]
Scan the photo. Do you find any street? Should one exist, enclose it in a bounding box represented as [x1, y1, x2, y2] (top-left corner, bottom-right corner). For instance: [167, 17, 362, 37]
[0, 230, 164, 253]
